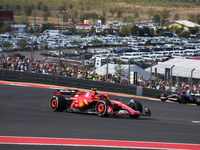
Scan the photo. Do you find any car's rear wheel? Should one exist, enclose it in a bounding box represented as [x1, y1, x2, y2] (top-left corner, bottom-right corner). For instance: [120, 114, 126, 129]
[177, 95, 186, 104]
[196, 97, 200, 106]
[50, 96, 67, 111]
[128, 100, 143, 118]
[160, 92, 167, 101]
[95, 100, 111, 117]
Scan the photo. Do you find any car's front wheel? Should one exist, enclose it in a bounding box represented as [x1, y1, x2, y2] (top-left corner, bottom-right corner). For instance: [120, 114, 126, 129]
[160, 92, 167, 101]
[177, 95, 186, 104]
[128, 100, 143, 118]
[195, 97, 200, 106]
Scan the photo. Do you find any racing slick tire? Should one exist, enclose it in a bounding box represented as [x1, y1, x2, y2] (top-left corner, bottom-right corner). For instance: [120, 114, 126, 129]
[177, 95, 186, 104]
[95, 100, 111, 117]
[196, 97, 200, 106]
[128, 100, 143, 118]
[160, 92, 167, 102]
[50, 96, 67, 111]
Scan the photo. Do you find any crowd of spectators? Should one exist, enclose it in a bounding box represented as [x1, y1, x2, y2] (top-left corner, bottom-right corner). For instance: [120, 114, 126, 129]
[0, 55, 129, 84]
[137, 76, 200, 93]
[1, 55, 200, 93]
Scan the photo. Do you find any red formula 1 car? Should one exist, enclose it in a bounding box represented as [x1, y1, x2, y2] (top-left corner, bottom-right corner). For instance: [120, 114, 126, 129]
[50, 89, 151, 118]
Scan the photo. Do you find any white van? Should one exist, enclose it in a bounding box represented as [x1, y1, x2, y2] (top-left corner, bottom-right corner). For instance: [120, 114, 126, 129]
[142, 55, 158, 62]
[173, 50, 184, 55]
[154, 54, 169, 61]
[120, 56, 144, 63]
[172, 53, 188, 59]
[164, 51, 173, 57]
[121, 52, 139, 58]
[184, 49, 199, 56]
[138, 52, 150, 56]
[119, 56, 131, 63]
[154, 51, 169, 56]
[0, 33, 13, 40]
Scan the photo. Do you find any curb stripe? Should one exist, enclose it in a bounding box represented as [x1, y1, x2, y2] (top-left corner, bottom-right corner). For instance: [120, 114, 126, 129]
[0, 136, 200, 150]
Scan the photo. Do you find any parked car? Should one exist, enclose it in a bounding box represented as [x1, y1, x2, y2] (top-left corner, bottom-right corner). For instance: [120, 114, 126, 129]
[172, 53, 188, 59]
[184, 49, 199, 57]
[142, 55, 158, 62]
[13, 53, 25, 60]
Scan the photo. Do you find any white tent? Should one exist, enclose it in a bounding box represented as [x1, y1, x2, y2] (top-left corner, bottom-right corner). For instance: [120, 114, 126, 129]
[95, 64, 155, 80]
[145, 59, 200, 79]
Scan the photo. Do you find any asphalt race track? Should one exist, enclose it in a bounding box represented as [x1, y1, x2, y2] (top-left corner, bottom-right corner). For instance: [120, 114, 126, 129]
[0, 83, 200, 150]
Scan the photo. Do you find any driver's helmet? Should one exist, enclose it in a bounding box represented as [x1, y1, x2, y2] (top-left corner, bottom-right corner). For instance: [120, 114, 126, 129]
[92, 88, 98, 95]
[182, 90, 186, 94]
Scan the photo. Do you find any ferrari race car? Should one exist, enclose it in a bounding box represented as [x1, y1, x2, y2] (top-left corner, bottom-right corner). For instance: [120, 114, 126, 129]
[50, 89, 151, 118]
[160, 92, 200, 106]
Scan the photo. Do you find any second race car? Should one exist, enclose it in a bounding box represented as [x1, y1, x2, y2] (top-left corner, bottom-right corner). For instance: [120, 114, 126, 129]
[55, 89, 80, 95]
[50, 88, 151, 118]
[160, 91, 200, 105]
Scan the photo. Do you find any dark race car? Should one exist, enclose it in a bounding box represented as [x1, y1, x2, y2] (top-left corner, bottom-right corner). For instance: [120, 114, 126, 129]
[50, 88, 151, 118]
[160, 91, 200, 106]
[55, 89, 80, 95]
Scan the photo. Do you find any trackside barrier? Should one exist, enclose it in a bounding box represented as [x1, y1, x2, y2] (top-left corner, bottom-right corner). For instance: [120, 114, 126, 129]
[142, 88, 173, 98]
[0, 70, 137, 95]
[0, 70, 171, 98]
